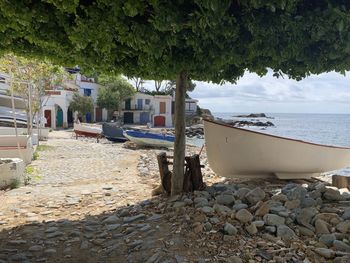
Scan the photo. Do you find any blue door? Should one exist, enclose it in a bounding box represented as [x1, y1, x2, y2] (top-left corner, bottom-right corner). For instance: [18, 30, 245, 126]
[137, 99, 143, 110]
[86, 112, 92, 123]
[140, 112, 149, 124]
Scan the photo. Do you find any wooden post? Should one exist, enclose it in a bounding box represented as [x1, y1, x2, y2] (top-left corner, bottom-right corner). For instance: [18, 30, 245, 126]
[157, 152, 172, 194]
[188, 154, 204, 190]
[172, 71, 187, 195]
[332, 175, 350, 189]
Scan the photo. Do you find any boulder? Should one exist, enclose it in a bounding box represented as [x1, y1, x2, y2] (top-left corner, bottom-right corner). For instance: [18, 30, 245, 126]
[296, 208, 317, 229]
[245, 187, 266, 205]
[315, 219, 330, 235]
[323, 188, 345, 201]
[215, 194, 235, 206]
[263, 214, 285, 226]
[235, 209, 253, 224]
[277, 225, 297, 241]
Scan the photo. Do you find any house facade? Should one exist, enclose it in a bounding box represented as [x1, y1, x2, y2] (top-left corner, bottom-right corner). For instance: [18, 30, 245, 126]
[41, 74, 108, 129]
[121, 92, 173, 127]
[185, 99, 198, 115]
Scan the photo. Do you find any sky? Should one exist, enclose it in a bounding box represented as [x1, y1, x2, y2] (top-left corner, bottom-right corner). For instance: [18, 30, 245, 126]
[142, 70, 350, 114]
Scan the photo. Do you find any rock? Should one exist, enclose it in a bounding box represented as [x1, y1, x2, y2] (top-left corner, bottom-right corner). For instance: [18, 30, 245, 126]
[235, 209, 253, 224]
[213, 204, 231, 214]
[232, 203, 248, 211]
[210, 217, 220, 224]
[200, 206, 214, 214]
[123, 214, 145, 223]
[147, 214, 163, 221]
[315, 219, 330, 235]
[342, 207, 350, 220]
[228, 256, 242, 263]
[255, 202, 270, 217]
[173, 201, 186, 208]
[333, 240, 350, 252]
[44, 248, 57, 255]
[183, 198, 193, 205]
[128, 240, 143, 249]
[277, 225, 297, 241]
[323, 188, 345, 201]
[300, 197, 316, 208]
[246, 223, 258, 235]
[296, 208, 317, 229]
[265, 226, 276, 233]
[46, 231, 64, 238]
[297, 226, 315, 237]
[224, 222, 238, 235]
[245, 187, 266, 205]
[106, 224, 120, 231]
[215, 194, 235, 206]
[252, 220, 265, 228]
[314, 248, 335, 259]
[284, 200, 301, 210]
[103, 215, 119, 224]
[271, 194, 288, 203]
[45, 227, 59, 234]
[334, 256, 350, 263]
[263, 214, 285, 226]
[282, 183, 307, 200]
[234, 188, 250, 200]
[194, 197, 209, 207]
[336, 220, 350, 234]
[204, 222, 213, 231]
[319, 233, 336, 246]
[29, 245, 44, 252]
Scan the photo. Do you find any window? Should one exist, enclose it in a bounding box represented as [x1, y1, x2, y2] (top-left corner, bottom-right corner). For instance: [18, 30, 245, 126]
[145, 99, 150, 105]
[84, 88, 92, 96]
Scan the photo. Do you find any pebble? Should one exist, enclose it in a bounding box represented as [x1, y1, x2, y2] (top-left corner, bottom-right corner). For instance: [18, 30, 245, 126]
[323, 188, 345, 201]
[314, 248, 335, 259]
[103, 215, 120, 224]
[298, 226, 315, 237]
[333, 240, 350, 252]
[215, 194, 235, 206]
[245, 223, 258, 235]
[245, 187, 266, 205]
[235, 209, 253, 224]
[315, 219, 330, 235]
[263, 214, 285, 226]
[276, 225, 297, 241]
[319, 233, 336, 246]
[342, 207, 350, 220]
[224, 222, 238, 235]
[123, 214, 146, 223]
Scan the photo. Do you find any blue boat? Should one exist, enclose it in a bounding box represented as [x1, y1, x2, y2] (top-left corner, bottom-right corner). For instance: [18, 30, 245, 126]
[102, 123, 128, 142]
[123, 130, 174, 148]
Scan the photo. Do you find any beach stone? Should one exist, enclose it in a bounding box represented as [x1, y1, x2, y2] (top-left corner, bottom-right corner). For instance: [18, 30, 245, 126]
[323, 188, 345, 201]
[234, 188, 250, 200]
[333, 240, 350, 252]
[245, 223, 258, 235]
[284, 199, 300, 210]
[315, 219, 330, 235]
[215, 194, 235, 206]
[271, 194, 288, 203]
[123, 214, 145, 223]
[277, 225, 297, 241]
[301, 197, 316, 208]
[194, 197, 209, 207]
[314, 248, 335, 259]
[183, 198, 193, 205]
[319, 233, 336, 246]
[213, 204, 231, 214]
[336, 220, 350, 233]
[204, 222, 212, 231]
[334, 256, 350, 263]
[263, 214, 285, 226]
[210, 217, 220, 224]
[314, 213, 341, 224]
[173, 201, 186, 208]
[44, 248, 57, 255]
[255, 201, 270, 217]
[245, 187, 266, 205]
[342, 207, 350, 220]
[232, 203, 248, 211]
[265, 226, 276, 233]
[29, 245, 44, 252]
[200, 206, 214, 214]
[228, 256, 242, 263]
[224, 222, 237, 235]
[236, 209, 253, 224]
[103, 215, 119, 224]
[282, 184, 307, 200]
[298, 226, 315, 237]
[296, 208, 317, 229]
[106, 224, 120, 231]
[46, 231, 64, 238]
[252, 220, 265, 228]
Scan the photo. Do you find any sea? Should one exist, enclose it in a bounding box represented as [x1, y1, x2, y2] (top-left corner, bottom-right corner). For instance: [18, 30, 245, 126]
[193, 112, 350, 176]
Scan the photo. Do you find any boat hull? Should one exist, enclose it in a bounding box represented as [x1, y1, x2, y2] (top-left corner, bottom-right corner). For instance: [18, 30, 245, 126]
[102, 123, 127, 143]
[124, 130, 174, 148]
[0, 135, 33, 164]
[74, 123, 102, 138]
[204, 120, 350, 179]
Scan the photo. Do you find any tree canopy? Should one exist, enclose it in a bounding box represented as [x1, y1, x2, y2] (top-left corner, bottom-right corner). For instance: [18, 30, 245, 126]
[2, 1, 350, 82]
[97, 74, 135, 119]
[69, 93, 94, 121]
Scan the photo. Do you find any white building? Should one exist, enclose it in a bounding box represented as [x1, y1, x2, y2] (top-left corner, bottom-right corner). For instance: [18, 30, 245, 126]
[121, 92, 173, 127]
[185, 98, 199, 115]
[41, 74, 108, 129]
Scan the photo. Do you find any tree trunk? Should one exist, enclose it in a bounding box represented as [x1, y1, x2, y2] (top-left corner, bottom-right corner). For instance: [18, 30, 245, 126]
[171, 71, 187, 195]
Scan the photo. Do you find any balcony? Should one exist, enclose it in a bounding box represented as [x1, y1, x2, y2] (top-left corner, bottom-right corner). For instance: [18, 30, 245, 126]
[122, 105, 153, 111]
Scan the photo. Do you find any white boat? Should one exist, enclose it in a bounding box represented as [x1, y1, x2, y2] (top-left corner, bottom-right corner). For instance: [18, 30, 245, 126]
[204, 119, 350, 179]
[74, 122, 102, 138]
[0, 135, 33, 164]
[0, 158, 25, 189]
[123, 130, 175, 148]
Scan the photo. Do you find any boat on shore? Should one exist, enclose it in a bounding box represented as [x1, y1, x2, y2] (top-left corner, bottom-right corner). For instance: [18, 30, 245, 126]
[0, 135, 33, 164]
[102, 123, 127, 142]
[73, 122, 102, 138]
[123, 130, 174, 148]
[204, 119, 350, 179]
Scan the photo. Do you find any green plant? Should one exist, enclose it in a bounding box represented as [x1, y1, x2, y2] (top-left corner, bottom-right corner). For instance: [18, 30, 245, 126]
[69, 93, 94, 121]
[9, 179, 20, 189]
[36, 145, 54, 151]
[49, 129, 53, 132]
[32, 151, 39, 160]
[25, 165, 35, 174]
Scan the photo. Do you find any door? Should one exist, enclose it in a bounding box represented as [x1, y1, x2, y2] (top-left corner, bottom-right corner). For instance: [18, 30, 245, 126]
[159, 102, 166, 114]
[137, 99, 143, 110]
[125, 99, 131, 110]
[140, 112, 149, 124]
[86, 112, 92, 123]
[154, 115, 165, 127]
[95, 107, 102, 122]
[56, 108, 63, 127]
[44, 110, 51, 127]
[124, 112, 133, 124]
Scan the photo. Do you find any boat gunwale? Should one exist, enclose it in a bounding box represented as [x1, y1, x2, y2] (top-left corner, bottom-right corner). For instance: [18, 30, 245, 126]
[204, 119, 350, 150]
